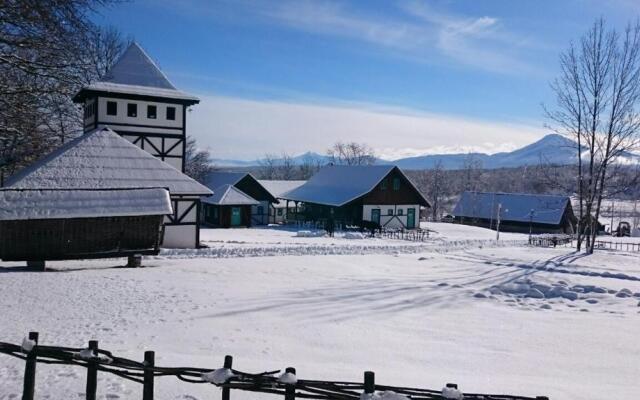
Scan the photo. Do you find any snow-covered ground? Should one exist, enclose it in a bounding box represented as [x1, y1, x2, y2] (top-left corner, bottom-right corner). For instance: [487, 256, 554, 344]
[1, 225, 639, 400]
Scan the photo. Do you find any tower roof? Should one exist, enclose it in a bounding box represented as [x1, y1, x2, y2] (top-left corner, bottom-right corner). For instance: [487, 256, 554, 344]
[73, 42, 199, 104]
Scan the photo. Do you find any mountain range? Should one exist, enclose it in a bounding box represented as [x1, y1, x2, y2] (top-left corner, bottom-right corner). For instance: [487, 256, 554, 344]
[211, 134, 640, 170]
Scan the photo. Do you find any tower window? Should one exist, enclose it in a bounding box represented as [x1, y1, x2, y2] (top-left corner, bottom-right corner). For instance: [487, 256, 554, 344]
[127, 103, 137, 117]
[147, 105, 157, 119]
[166, 106, 176, 120]
[106, 101, 117, 116]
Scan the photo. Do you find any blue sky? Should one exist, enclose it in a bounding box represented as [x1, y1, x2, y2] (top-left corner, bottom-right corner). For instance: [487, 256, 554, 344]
[94, 0, 640, 160]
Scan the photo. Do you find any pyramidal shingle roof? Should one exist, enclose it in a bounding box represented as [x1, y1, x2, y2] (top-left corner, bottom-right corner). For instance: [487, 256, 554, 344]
[6, 127, 212, 196]
[73, 42, 199, 103]
[102, 42, 176, 89]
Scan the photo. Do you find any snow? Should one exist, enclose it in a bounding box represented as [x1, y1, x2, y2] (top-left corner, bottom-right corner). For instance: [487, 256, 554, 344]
[201, 368, 236, 384]
[21, 337, 35, 352]
[0, 223, 639, 400]
[278, 371, 297, 384]
[441, 386, 463, 399]
[0, 188, 171, 220]
[203, 184, 259, 206]
[281, 165, 427, 207]
[5, 127, 211, 196]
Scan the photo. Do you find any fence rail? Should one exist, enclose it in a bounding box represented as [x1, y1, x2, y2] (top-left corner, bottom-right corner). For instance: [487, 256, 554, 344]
[379, 228, 430, 242]
[528, 235, 573, 247]
[594, 240, 640, 252]
[0, 332, 549, 400]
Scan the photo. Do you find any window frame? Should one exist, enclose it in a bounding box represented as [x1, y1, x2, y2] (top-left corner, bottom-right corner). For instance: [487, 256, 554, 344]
[127, 103, 137, 117]
[106, 101, 118, 116]
[147, 105, 157, 119]
[393, 177, 400, 191]
[387, 209, 393, 216]
[398, 208, 404, 216]
[380, 179, 387, 190]
[166, 106, 176, 120]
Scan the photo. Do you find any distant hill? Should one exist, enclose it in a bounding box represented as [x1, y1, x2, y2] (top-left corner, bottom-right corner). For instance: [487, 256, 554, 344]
[212, 134, 640, 170]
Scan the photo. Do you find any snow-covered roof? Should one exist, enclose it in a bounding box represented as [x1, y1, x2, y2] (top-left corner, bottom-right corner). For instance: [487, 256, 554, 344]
[281, 165, 429, 207]
[5, 127, 212, 196]
[258, 180, 307, 198]
[202, 184, 259, 206]
[0, 188, 172, 221]
[73, 42, 199, 104]
[452, 191, 574, 225]
[204, 171, 248, 188]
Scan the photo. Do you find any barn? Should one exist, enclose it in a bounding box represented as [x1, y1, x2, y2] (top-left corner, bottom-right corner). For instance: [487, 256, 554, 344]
[0, 188, 171, 262]
[452, 191, 577, 234]
[280, 165, 430, 229]
[258, 180, 307, 224]
[202, 184, 259, 228]
[4, 127, 212, 248]
[203, 172, 277, 226]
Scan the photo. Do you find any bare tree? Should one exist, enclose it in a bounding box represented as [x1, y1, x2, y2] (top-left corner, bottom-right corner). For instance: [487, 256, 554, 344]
[298, 154, 324, 179]
[461, 153, 483, 192]
[184, 136, 215, 184]
[327, 142, 376, 166]
[547, 18, 640, 253]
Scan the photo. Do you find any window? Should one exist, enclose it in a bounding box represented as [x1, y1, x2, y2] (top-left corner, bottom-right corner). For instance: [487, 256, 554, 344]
[147, 105, 157, 119]
[380, 179, 387, 190]
[257, 205, 264, 215]
[127, 103, 137, 117]
[398, 209, 404, 216]
[388, 209, 393, 216]
[166, 106, 176, 120]
[277, 209, 283, 216]
[393, 177, 400, 191]
[106, 101, 117, 116]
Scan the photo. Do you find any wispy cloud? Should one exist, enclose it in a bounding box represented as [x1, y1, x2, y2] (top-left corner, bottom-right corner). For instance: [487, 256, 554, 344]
[247, 0, 543, 74]
[189, 94, 547, 160]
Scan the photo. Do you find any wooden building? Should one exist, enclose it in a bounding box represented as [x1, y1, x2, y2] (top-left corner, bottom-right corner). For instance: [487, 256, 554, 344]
[202, 184, 258, 228]
[203, 172, 277, 226]
[73, 42, 199, 172]
[0, 188, 171, 261]
[451, 191, 577, 234]
[4, 127, 211, 248]
[258, 180, 307, 224]
[280, 165, 430, 229]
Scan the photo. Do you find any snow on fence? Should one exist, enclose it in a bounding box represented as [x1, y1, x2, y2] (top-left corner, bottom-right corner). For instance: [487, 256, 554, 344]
[379, 228, 430, 242]
[528, 235, 573, 248]
[2, 332, 550, 400]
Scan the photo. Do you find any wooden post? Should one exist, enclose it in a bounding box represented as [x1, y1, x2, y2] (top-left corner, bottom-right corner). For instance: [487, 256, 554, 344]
[222, 355, 233, 400]
[127, 254, 142, 268]
[284, 367, 296, 400]
[445, 383, 458, 389]
[143, 351, 155, 400]
[363, 371, 375, 394]
[22, 331, 38, 400]
[86, 340, 98, 400]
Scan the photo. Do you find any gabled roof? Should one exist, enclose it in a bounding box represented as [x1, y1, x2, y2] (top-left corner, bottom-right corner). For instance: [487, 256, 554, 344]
[5, 127, 212, 196]
[202, 184, 259, 206]
[452, 191, 574, 225]
[204, 171, 248, 188]
[0, 188, 172, 221]
[258, 180, 307, 198]
[73, 42, 199, 104]
[281, 165, 429, 207]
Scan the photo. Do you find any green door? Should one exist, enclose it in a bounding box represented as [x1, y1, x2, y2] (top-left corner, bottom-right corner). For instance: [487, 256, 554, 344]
[371, 208, 381, 225]
[407, 208, 416, 229]
[231, 207, 242, 226]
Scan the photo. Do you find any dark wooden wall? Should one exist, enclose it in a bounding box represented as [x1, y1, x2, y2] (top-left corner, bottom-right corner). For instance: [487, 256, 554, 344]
[362, 168, 427, 206]
[236, 176, 276, 202]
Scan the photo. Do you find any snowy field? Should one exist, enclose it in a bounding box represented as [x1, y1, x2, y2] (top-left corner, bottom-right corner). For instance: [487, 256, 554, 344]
[1, 224, 639, 400]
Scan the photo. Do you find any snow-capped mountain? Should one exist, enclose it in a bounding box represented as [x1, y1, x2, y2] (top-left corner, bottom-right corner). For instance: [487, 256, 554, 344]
[212, 134, 640, 170]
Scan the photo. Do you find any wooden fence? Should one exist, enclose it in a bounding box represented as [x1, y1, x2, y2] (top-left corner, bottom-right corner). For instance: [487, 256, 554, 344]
[379, 228, 430, 242]
[594, 240, 640, 252]
[0, 332, 550, 400]
[528, 235, 573, 248]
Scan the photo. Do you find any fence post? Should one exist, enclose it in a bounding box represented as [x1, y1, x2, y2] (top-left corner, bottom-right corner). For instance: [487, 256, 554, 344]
[22, 331, 39, 400]
[86, 340, 98, 400]
[364, 371, 375, 394]
[143, 351, 155, 400]
[284, 367, 296, 400]
[222, 355, 233, 400]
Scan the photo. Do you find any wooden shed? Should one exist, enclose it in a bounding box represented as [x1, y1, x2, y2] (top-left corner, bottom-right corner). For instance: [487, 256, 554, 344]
[0, 188, 172, 261]
[201, 184, 259, 228]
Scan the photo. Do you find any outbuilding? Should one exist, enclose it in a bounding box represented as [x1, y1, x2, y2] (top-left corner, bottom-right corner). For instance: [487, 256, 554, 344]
[280, 165, 429, 229]
[203, 172, 277, 226]
[4, 127, 212, 248]
[258, 179, 307, 224]
[451, 191, 577, 234]
[202, 184, 259, 228]
[0, 188, 171, 262]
